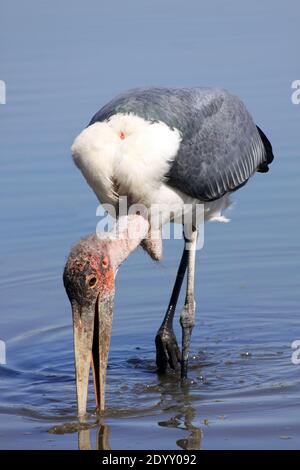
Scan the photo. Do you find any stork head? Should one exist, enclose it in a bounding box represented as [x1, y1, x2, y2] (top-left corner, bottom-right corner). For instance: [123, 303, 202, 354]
[63, 215, 149, 418]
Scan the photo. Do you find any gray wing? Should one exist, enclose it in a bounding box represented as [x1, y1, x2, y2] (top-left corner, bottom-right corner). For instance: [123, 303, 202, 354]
[89, 87, 274, 202]
[165, 89, 274, 201]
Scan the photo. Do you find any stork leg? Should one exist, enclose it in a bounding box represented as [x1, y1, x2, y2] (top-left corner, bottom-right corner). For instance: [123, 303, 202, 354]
[155, 246, 188, 372]
[180, 228, 197, 380]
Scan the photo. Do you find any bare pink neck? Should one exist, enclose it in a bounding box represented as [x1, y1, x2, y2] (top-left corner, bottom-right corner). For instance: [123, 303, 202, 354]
[98, 214, 150, 269]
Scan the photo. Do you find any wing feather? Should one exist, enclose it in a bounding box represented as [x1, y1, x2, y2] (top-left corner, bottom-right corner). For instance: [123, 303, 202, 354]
[167, 90, 274, 201]
[88, 87, 274, 202]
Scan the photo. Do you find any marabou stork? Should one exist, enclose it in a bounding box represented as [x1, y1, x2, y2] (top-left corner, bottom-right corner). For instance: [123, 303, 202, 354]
[63, 87, 274, 417]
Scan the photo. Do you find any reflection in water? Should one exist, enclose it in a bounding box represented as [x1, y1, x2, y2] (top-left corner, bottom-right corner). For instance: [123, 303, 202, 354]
[78, 429, 92, 450]
[48, 417, 111, 450]
[157, 376, 203, 450]
[159, 407, 203, 450]
[78, 422, 111, 450]
[76, 375, 202, 450]
[177, 427, 202, 451]
[175, 408, 203, 451]
[97, 423, 111, 450]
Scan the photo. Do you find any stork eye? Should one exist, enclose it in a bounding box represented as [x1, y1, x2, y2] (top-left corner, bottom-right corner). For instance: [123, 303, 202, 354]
[102, 256, 109, 269]
[88, 276, 97, 288]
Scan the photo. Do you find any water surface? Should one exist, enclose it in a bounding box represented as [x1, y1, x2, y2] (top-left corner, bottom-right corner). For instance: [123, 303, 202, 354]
[0, 0, 299, 449]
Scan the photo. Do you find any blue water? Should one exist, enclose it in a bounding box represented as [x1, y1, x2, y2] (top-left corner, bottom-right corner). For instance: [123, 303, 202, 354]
[0, 0, 299, 449]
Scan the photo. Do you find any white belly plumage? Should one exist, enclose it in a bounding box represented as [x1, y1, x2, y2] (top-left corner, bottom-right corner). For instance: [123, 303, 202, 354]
[71, 113, 230, 228]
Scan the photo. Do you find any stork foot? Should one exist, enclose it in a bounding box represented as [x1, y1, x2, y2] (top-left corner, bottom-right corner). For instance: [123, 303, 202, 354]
[155, 327, 181, 373]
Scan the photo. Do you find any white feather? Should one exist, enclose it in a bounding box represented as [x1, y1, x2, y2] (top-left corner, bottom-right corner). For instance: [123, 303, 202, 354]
[71, 113, 181, 206]
[150, 183, 230, 227]
[71, 113, 230, 227]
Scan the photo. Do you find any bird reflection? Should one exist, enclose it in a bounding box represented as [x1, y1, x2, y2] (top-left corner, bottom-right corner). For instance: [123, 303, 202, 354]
[175, 410, 203, 450]
[157, 377, 203, 450]
[78, 422, 111, 450]
[77, 376, 202, 450]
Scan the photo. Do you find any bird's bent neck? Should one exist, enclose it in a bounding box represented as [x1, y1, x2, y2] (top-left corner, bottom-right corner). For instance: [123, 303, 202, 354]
[98, 214, 150, 268]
